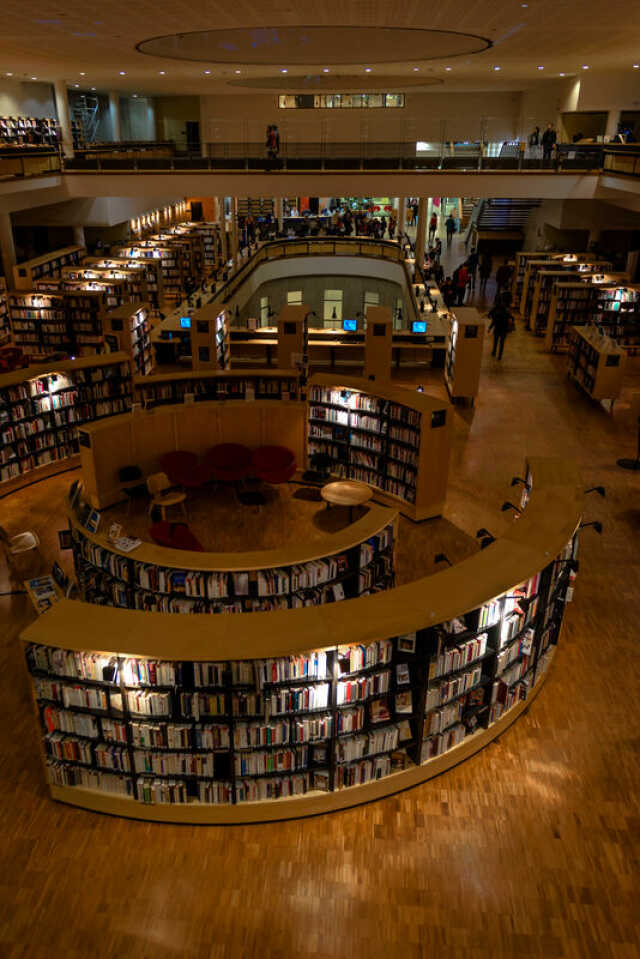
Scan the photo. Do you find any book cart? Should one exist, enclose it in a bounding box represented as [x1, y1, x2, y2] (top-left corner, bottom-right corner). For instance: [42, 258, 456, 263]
[20, 456, 583, 822]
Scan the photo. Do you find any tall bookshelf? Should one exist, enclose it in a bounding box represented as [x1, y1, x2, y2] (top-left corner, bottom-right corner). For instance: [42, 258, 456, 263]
[0, 354, 132, 490]
[9, 292, 70, 352]
[102, 304, 152, 376]
[21, 458, 582, 820]
[0, 277, 10, 344]
[115, 243, 185, 305]
[13, 246, 86, 291]
[0, 115, 60, 148]
[308, 374, 450, 521]
[567, 326, 627, 407]
[546, 281, 640, 353]
[443, 307, 485, 404]
[134, 370, 300, 407]
[86, 257, 165, 314]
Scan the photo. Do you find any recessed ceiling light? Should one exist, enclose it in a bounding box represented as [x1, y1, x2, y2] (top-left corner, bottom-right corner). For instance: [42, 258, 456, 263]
[634, 64, 640, 69]
[323, 68, 329, 73]
[559, 72, 565, 77]
[537, 65, 544, 70]
[365, 67, 372, 72]
[159, 71, 166, 75]
[80, 72, 86, 76]
[6, 72, 12, 77]
[582, 65, 589, 70]
[445, 66, 452, 71]
[281, 68, 288, 73]
[119, 71, 125, 75]
[235, 69, 241, 74]
[31, 76, 37, 80]
[204, 69, 211, 74]
[521, 2, 528, 6]
[493, 66, 501, 71]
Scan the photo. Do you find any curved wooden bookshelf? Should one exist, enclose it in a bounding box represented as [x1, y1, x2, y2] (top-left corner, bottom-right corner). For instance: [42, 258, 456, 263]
[21, 456, 582, 823]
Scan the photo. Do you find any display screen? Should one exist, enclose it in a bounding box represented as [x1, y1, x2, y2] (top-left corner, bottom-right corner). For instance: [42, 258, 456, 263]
[179, 316, 192, 329]
[412, 320, 427, 334]
[343, 319, 357, 332]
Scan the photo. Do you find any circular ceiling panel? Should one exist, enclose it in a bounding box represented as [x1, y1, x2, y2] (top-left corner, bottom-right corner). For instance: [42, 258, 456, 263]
[137, 26, 491, 66]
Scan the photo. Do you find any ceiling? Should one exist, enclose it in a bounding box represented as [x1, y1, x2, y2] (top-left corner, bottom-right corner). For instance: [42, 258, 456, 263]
[0, 0, 639, 96]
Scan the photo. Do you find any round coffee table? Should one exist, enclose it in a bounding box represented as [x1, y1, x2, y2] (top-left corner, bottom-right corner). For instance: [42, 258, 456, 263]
[320, 480, 373, 523]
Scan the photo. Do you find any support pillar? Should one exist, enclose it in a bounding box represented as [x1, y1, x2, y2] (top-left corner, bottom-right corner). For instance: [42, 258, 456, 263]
[605, 109, 621, 141]
[108, 92, 121, 142]
[216, 197, 226, 263]
[276, 196, 284, 234]
[231, 197, 240, 270]
[73, 225, 86, 249]
[397, 197, 407, 240]
[53, 80, 74, 157]
[0, 213, 17, 290]
[416, 197, 427, 272]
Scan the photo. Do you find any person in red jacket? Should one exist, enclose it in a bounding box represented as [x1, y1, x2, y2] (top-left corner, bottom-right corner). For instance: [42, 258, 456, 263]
[455, 263, 469, 305]
[428, 211, 438, 245]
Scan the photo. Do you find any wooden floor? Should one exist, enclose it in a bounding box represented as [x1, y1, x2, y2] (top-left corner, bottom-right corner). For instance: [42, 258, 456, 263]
[1, 323, 639, 959]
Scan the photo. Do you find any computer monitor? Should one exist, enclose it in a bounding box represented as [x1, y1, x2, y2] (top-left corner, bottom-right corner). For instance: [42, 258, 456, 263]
[179, 316, 192, 329]
[343, 319, 357, 332]
[412, 320, 427, 334]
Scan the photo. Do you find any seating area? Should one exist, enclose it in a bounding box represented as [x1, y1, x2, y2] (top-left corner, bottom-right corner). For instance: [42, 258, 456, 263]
[118, 444, 298, 544]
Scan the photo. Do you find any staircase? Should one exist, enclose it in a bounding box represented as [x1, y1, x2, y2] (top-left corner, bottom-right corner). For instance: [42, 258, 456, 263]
[472, 198, 541, 251]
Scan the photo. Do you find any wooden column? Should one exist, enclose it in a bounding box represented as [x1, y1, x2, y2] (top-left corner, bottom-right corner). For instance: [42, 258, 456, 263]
[364, 306, 393, 383]
[277, 304, 307, 371]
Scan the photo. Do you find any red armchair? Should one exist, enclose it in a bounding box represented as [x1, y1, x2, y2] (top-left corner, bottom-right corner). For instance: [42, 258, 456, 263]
[203, 443, 252, 482]
[251, 446, 297, 485]
[159, 450, 210, 489]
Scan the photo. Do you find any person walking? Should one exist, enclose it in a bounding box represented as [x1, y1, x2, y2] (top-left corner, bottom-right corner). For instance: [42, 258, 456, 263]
[428, 211, 438, 245]
[445, 213, 456, 248]
[478, 252, 493, 296]
[494, 261, 513, 303]
[542, 123, 556, 162]
[455, 263, 470, 306]
[488, 299, 513, 360]
[467, 249, 479, 292]
[434, 236, 442, 261]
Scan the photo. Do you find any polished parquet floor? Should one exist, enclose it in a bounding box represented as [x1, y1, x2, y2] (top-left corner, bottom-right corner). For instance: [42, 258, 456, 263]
[1, 321, 639, 959]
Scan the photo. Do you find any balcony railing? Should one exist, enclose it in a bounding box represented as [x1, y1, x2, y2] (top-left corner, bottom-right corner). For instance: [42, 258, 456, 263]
[3, 140, 639, 180]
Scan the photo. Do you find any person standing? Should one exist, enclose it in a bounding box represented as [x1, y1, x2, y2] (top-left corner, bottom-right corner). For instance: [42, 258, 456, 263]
[445, 213, 456, 248]
[542, 123, 556, 162]
[478, 252, 493, 295]
[488, 299, 513, 360]
[428, 211, 438, 245]
[412, 200, 419, 227]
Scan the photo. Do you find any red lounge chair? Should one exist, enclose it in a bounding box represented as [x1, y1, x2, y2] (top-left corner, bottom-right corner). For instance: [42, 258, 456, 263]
[251, 445, 297, 485]
[149, 521, 204, 552]
[159, 450, 210, 488]
[203, 443, 252, 482]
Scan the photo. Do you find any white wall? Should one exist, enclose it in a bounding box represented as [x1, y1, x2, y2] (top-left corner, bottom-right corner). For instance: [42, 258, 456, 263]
[0, 80, 56, 118]
[200, 91, 524, 145]
[577, 73, 640, 112]
[12, 196, 184, 228]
